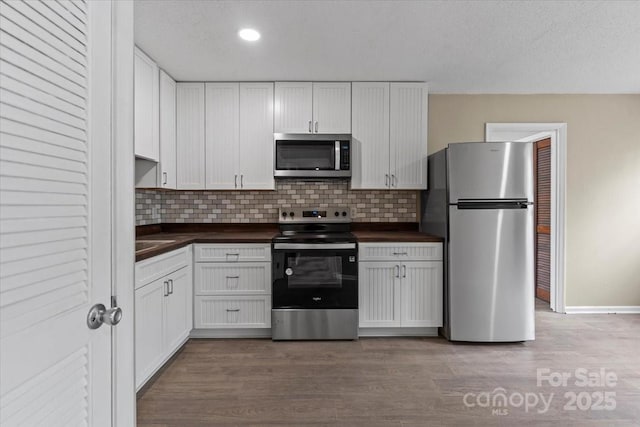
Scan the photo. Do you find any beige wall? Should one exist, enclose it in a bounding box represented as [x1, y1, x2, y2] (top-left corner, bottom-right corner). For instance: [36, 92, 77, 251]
[429, 95, 640, 307]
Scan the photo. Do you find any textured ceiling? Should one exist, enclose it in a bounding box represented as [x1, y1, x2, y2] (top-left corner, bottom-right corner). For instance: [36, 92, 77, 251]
[134, 0, 640, 93]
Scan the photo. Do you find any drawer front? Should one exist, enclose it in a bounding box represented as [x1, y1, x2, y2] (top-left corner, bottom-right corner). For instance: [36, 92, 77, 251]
[135, 246, 191, 289]
[358, 243, 443, 261]
[194, 263, 271, 295]
[194, 296, 270, 328]
[194, 244, 271, 262]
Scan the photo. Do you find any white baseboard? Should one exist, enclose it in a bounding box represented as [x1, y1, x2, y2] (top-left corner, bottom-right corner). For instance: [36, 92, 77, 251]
[358, 327, 439, 337]
[564, 306, 640, 314]
[190, 328, 272, 339]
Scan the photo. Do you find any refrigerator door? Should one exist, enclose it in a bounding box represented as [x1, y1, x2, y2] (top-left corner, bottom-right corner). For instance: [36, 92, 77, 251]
[448, 204, 535, 341]
[448, 142, 534, 203]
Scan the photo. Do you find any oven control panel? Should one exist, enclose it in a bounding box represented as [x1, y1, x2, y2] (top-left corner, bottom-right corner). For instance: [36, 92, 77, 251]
[279, 207, 351, 223]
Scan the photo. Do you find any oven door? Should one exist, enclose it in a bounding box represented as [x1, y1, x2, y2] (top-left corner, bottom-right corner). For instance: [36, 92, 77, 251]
[272, 243, 358, 309]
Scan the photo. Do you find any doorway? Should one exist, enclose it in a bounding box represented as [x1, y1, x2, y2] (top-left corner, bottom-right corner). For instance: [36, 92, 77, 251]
[533, 138, 552, 304]
[485, 122, 567, 313]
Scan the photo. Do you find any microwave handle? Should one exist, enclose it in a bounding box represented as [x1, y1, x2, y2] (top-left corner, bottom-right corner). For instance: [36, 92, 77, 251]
[335, 141, 340, 171]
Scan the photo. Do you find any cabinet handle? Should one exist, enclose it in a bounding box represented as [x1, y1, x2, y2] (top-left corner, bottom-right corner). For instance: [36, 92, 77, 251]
[385, 174, 389, 187]
[402, 265, 407, 278]
[392, 252, 408, 256]
[234, 174, 237, 188]
[394, 265, 400, 278]
[226, 275, 240, 279]
[240, 174, 243, 188]
[308, 120, 312, 133]
[226, 253, 240, 261]
[314, 121, 318, 133]
[168, 279, 174, 294]
[163, 281, 169, 297]
[162, 172, 167, 185]
[392, 174, 396, 187]
[226, 308, 240, 312]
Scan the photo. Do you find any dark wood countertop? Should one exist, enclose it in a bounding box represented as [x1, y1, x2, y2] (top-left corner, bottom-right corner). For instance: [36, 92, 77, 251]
[135, 223, 442, 262]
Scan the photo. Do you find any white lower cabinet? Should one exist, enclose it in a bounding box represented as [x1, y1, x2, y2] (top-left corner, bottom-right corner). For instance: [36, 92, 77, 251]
[135, 247, 192, 390]
[194, 295, 270, 328]
[359, 243, 443, 332]
[134, 278, 165, 388]
[193, 244, 271, 333]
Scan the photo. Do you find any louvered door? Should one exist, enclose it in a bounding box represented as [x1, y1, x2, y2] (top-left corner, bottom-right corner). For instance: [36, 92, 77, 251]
[534, 138, 552, 302]
[1, 1, 113, 425]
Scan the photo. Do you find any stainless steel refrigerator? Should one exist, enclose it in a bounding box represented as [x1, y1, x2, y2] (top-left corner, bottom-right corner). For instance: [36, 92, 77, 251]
[421, 142, 535, 342]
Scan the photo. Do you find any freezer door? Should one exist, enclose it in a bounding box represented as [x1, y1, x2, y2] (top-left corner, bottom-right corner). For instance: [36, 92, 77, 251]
[448, 142, 534, 203]
[448, 205, 535, 341]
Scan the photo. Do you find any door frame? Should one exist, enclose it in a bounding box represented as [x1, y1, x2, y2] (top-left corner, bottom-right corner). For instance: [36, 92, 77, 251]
[485, 123, 567, 314]
[111, 1, 136, 425]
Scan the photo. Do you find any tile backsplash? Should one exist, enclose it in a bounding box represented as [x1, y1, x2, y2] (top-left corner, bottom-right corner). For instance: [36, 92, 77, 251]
[136, 181, 418, 226]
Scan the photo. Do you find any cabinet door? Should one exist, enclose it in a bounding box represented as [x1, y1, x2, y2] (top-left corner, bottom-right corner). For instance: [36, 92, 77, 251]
[312, 82, 351, 133]
[239, 83, 274, 190]
[194, 262, 271, 295]
[176, 83, 205, 189]
[164, 266, 192, 355]
[205, 83, 239, 189]
[351, 82, 390, 189]
[390, 83, 428, 189]
[159, 70, 176, 188]
[134, 47, 159, 161]
[358, 262, 401, 327]
[135, 279, 166, 389]
[194, 296, 271, 328]
[274, 82, 313, 133]
[400, 262, 443, 327]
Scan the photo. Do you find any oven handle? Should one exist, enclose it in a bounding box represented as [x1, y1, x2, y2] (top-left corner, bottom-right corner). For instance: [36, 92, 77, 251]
[273, 243, 356, 250]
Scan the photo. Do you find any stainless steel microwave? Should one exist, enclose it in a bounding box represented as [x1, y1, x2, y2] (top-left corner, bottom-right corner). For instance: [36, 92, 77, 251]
[274, 133, 351, 178]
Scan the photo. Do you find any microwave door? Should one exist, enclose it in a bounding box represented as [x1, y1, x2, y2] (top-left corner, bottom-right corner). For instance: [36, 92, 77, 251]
[275, 141, 335, 170]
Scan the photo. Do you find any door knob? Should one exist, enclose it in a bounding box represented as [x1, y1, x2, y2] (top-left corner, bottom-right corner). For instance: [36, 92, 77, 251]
[87, 303, 123, 329]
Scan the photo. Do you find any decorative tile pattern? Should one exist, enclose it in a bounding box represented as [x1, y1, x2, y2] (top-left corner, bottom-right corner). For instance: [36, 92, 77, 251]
[135, 181, 418, 225]
[136, 189, 162, 225]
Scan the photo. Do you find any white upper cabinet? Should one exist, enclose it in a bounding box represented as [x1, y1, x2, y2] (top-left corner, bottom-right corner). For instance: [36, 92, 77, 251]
[176, 83, 206, 189]
[159, 70, 177, 188]
[205, 83, 239, 190]
[134, 47, 159, 161]
[274, 82, 351, 133]
[201, 83, 274, 190]
[239, 83, 275, 190]
[352, 82, 428, 190]
[312, 82, 351, 133]
[274, 82, 313, 133]
[390, 82, 428, 189]
[351, 82, 390, 189]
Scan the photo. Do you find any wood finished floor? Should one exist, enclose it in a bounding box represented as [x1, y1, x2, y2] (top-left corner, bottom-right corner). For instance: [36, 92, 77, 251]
[137, 301, 640, 426]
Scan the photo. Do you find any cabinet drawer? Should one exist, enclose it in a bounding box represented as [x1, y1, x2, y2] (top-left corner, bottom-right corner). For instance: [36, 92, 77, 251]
[194, 244, 271, 262]
[359, 243, 442, 261]
[194, 263, 271, 295]
[194, 296, 270, 328]
[135, 245, 191, 289]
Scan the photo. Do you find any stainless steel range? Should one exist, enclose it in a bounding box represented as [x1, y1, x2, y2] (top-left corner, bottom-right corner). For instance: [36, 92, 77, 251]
[271, 207, 358, 340]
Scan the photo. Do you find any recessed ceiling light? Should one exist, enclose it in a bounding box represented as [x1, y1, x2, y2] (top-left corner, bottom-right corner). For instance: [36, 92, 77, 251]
[238, 28, 260, 42]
